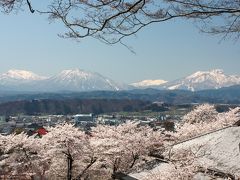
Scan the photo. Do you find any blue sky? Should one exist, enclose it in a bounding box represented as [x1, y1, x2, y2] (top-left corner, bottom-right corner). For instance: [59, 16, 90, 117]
[0, 7, 239, 84]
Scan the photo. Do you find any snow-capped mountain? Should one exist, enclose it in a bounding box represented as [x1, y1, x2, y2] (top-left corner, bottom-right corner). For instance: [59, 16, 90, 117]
[0, 69, 46, 86]
[41, 69, 126, 91]
[131, 79, 167, 88]
[0, 69, 127, 92]
[161, 69, 240, 91]
[1, 69, 46, 80]
[0, 68, 239, 92]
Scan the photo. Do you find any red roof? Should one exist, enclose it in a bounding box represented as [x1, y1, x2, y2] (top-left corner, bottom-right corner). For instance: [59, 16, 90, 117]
[35, 128, 48, 135]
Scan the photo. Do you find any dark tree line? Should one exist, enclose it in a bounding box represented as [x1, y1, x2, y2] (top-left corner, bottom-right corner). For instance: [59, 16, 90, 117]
[0, 99, 149, 115]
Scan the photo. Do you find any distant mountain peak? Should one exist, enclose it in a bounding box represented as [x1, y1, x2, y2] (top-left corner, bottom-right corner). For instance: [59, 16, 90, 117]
[60, 68, 88, 74]
[3, 69, 46, 80]
[0, 68, 130, 92]
[131, 79, 167, 88]
[187, 69, 224, 79]
[44, 68, 126, 91]
[0, 68, 239, 92]
[164, 69, 240, 91]
[56, 69, 94, 80]
[211, 69, 224, 73]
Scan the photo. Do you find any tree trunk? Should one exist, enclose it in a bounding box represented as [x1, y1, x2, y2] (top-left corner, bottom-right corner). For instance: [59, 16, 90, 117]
[67, 153, 74, 180]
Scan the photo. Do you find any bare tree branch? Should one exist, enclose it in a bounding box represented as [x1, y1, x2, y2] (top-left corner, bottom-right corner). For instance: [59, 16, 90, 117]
[1, 0, 240, 44]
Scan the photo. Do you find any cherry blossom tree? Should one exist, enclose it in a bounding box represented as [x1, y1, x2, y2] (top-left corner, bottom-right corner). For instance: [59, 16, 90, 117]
[217, 107, 240, 126]
[1, 105, 238, 179]
[39, 123, 94, 180]
[0, 125, 95, 179]
[143, 105, 240, 179]
[0, 122, 164, 179]
[90, 122, 164, 179]
[182, 104, 218, 124]
[143, 145, 209, 180]
[169, 104, 240, 141]
[147, 107, 240, 179]
[0, 133, 44, 179]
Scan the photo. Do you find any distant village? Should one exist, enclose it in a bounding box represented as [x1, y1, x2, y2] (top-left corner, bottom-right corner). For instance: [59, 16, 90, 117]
[1, 101, 236, 137]
[0, 109, 184, 136]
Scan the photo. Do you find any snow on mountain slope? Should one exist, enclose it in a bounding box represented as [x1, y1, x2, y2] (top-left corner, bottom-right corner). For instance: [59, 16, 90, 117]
[0, 69, 239, 92]
[0, 69, 46, 86]
[162, 69, 240, 91]
[0, 69, 127, 92]
[131, 79, 167, 88]
[2, 69, 46, 80]
[41, 69, 126, 91]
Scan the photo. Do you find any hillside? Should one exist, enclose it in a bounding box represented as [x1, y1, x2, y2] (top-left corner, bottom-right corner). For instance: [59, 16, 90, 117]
[1, 84, 240, 105]
[0, 99, 149, 116]
[131, 126, 240, 179]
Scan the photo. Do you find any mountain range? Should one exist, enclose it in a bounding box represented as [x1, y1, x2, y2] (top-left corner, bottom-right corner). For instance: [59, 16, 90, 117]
[0, 69, 239, 92]
[161, 69, 240, 91]
[131, 69, 240, 91]
[0, 69, 127, 92]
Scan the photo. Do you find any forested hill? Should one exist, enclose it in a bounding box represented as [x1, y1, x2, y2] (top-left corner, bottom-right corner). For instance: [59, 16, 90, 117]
[0, 85, 239, 115]
[0, 85, 240, 104]
[0, 99, 149, 116]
